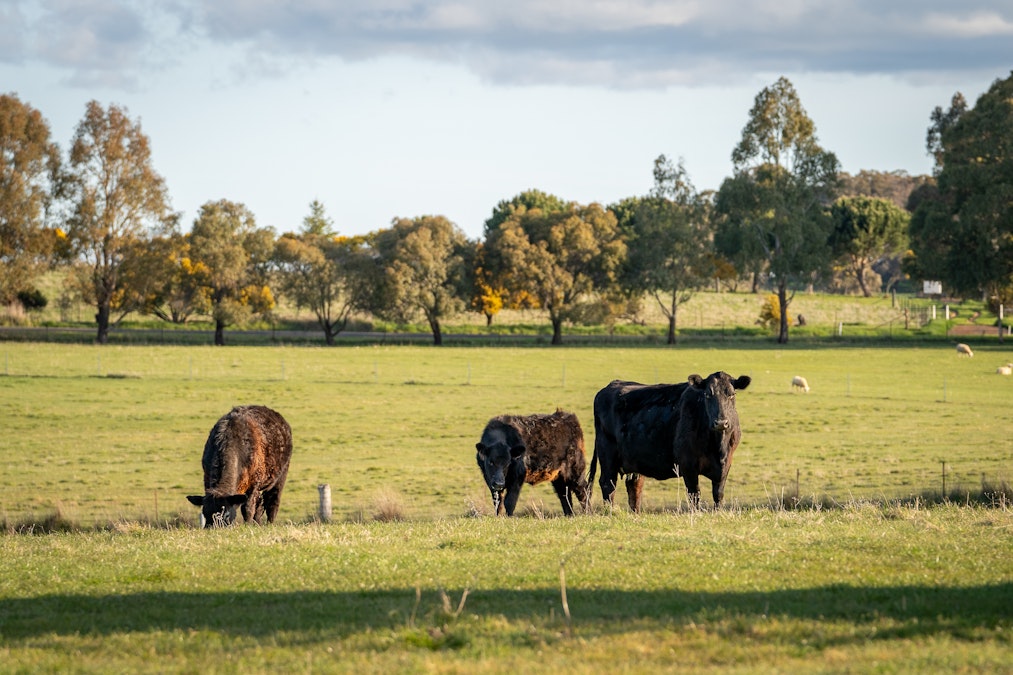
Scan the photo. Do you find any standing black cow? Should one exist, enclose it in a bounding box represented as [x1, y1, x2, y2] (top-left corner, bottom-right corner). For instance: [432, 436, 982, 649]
[475, 410, 589, 516]
[590, 372, 750, 511]
[186, 405, 293, 527]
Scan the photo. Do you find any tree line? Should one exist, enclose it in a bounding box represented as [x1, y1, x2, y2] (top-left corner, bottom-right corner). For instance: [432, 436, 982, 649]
[2, 72, 1011, 345]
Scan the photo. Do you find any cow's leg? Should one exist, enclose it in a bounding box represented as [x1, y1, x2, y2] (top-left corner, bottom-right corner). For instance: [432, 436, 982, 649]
[241, 494, 257, 523]
[712, 478, 726, 508]
[683, 473, 701, 510]
[625, 474, 645, 512]
[262, 469, 289, 524]
[572, 476, 591, 513]
[261, 488, 282, 523]
[551, 477, 575, 516]
[597, 446, 619, 508]
[502, 482, 523, 516]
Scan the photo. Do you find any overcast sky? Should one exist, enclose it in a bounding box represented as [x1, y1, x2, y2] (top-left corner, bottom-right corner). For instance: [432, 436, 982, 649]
[2, 0, 1011, 238]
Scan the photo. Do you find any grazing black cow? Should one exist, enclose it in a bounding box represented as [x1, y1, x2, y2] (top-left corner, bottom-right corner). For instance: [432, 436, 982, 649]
[476, 410, 589, 516]
[590, 372, 750, 511]
[186, 405, 293, 528]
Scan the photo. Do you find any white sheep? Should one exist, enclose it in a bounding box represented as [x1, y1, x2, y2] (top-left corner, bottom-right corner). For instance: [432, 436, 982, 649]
[791, 375, 810, 393]
[997, 363, 1012, 376]
[956, 343, 974, 357]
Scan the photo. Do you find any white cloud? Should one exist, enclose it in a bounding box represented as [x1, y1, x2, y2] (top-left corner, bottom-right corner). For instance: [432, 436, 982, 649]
[7, 0, 1013, 90]
[923, 11, 1013, 37]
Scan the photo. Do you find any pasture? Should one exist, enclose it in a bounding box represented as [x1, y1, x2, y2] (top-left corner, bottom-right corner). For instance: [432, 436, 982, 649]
[1, 342, 1012, 671]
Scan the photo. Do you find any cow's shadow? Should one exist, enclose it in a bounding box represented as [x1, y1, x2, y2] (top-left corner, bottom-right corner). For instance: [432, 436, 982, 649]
[1, 583, 1009, 646]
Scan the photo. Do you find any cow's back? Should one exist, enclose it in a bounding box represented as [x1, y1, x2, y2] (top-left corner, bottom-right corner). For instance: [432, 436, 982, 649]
[203, 405, 293, 496]
[594, 380, 688, 480]
[497, 411, 585, 485]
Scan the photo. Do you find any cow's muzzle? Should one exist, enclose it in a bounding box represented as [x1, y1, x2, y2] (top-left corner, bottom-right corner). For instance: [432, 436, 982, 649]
[711, 418, 730, 432]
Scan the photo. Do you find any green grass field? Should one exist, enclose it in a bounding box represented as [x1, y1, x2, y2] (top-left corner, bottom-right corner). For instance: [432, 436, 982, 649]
[1, 342, 1012, 672]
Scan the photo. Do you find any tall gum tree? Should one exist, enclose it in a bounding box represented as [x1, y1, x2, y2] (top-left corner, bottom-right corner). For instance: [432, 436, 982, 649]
[65, 101, 170, 343]
[622, 155, 711, 344]
[716, 77, 839, 343]
[0, 94, 63, 305]
[909, 72, 1013, 310]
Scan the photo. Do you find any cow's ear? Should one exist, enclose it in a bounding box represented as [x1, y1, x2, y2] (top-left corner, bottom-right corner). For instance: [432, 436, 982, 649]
[186, 495, 204, 506]
[475, 442, 486, 458]
[226, 494, 247, 505]
[733, 375, 751, 390]
[510, 444, 526, 460]
[687, 374, 704, 388]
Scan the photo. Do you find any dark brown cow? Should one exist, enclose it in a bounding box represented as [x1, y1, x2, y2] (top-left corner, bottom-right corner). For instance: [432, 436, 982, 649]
[590, 372, 750, 511]
[475, 410, 589, 516]
[187, 405, 293, 528]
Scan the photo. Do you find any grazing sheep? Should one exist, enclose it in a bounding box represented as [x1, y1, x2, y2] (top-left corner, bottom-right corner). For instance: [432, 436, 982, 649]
[997, 364, 1013, 376]
[956, 343, 974, 357]
[791, 375, 810, 393]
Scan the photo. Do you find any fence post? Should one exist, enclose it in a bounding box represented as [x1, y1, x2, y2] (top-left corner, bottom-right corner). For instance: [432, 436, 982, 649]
[318, 484, 332, 522]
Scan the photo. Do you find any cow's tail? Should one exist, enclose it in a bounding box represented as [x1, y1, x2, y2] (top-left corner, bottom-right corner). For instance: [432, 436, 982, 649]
[586, 440, 598, 504]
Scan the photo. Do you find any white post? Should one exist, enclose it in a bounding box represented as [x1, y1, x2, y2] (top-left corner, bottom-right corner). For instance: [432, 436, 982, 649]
[945, 305, 950, 321]
[932, 305, 937, 320]
[318, 484, 332, 522]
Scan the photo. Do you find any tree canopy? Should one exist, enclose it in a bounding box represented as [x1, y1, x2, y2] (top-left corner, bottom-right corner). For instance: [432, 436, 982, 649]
[621, 155, 711, 344]
[909, 72, 1013, 308]
[486, 197, 625, 344]
[188, 199, 275, 345]
[274, 202, 372, 344]
[373, 215, 473, 346]
[829, 196, 909, 297]
[717, 76, 839, 343]
[0, 93, 63, 305]
[65, 101, 170, 343]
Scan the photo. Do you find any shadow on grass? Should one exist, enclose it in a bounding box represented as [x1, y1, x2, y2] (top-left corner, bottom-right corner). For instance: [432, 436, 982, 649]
[1, 583, 1009, 642]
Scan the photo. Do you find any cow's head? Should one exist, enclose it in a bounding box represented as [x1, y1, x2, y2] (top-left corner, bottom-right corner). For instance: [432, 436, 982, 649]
[476, 427, 526, 512]
[687, 371, 750, 433]
[186, 493, 247, 528]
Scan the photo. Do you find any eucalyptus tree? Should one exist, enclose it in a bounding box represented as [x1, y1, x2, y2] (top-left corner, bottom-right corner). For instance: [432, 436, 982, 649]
[274, 203, 373, 344]
[65, 101, 170, 343]
[486, 197, 625, 345]
[188, 199, 276, 345]
[715, 77, 839, 343]
[0, 94, 63, 305]
[908, 73, 1013, 310]
[621, 155, 711, 344]
[372, 215, 473, 346]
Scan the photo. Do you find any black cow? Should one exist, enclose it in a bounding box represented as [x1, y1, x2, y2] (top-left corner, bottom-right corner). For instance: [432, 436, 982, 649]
[186, 405, 293, 527]
[590, 372, 750, 511]
[476, 410, 589, 516]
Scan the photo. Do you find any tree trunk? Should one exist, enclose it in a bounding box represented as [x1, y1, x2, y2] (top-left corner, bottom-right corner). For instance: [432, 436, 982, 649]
[485, 312, 493, 327]
[751, 271, 760, 294]
[95, 302, 110, 345]
[214, 319, 225, 346]
[667, 313, 677, 345]
[551, 317, 563, 345]
[856, 262, 872, 297]
[430, 318, 443, 346]
[777, 281, 789, 344]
